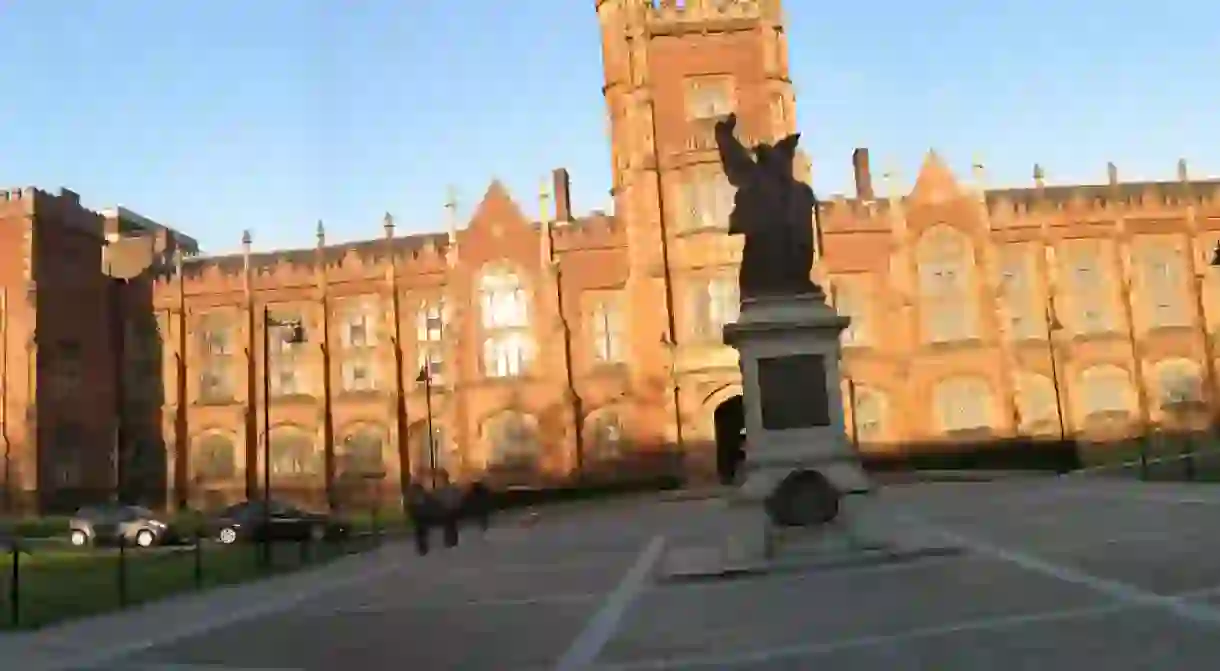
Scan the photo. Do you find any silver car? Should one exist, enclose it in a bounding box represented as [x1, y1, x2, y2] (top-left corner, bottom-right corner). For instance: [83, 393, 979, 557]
[68, 504, 174, 548]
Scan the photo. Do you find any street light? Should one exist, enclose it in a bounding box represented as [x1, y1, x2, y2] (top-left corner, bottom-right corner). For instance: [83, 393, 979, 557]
[416, 367, 438, 489]
[262, 308, 304, 569]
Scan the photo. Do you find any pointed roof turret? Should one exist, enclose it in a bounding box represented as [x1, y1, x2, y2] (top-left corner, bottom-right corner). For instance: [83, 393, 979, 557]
[909, 150, 962, 204]
[469, 179, 529, 232]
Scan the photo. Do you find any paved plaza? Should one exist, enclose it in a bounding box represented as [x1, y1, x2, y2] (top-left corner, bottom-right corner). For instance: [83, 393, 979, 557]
[7, 478, 1220, 669]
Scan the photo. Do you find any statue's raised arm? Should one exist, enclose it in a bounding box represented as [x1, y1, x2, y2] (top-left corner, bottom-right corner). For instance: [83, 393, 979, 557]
[714, 113, 756, 188]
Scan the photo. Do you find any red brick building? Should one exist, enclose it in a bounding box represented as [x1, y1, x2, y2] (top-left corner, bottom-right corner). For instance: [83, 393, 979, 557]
[3, 0, 1219, 510]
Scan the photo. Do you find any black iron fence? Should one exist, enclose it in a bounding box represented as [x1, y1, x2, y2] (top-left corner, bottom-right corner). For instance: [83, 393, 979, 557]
[0, 520, 390, 630]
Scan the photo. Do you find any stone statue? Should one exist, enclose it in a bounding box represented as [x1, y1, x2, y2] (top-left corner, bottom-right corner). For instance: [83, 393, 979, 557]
[714, 113, 819, 300]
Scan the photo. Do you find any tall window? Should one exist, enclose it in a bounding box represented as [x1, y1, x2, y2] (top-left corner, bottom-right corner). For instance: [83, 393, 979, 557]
[678, 172, 735, 231]
[1061, 242, 1115, 334]
[1140, 245, 1188, 328]
[339, 299, 376, 349]
[479, 268, 532, 378]
[998, 246, 1040, 340]
[684, 77, 733, 120]
[589, 293, 625, 364]
[198, 312, 234, 402]
[339, 299, 377, 393]
[268, 310, 305, 396]
[417, 299, 447, 384]
[831, 278, 869, 346]
[690, 277, 739, 342]
[917, 227, 976, 343]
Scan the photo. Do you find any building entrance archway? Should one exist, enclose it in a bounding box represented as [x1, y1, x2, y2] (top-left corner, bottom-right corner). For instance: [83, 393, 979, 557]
[713, 395, 745, 485]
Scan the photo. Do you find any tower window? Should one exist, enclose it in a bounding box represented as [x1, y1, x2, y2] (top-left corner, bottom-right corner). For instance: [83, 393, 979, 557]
[685, 77, 734, 121]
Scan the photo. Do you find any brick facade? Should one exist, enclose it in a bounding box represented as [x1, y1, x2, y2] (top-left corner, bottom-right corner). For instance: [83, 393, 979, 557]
[2, 1, 1219, 511]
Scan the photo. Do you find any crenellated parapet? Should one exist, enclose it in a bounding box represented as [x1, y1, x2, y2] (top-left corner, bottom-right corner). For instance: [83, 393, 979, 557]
[984, 179, 1220, 223]
[645, 0, 764, 32]
[0, 186, 103, 236]
[154, 232, 457, 302]
[551, 213, 625, 252]
[817, 196, 897, 233]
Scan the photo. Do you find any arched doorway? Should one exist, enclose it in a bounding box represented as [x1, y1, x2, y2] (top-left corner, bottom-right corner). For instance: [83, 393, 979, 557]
[713, 395, 745, 484]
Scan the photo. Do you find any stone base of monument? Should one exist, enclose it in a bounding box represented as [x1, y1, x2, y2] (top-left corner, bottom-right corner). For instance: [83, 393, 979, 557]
[656, 491, 962, 581]
[654, 291, 966, 582]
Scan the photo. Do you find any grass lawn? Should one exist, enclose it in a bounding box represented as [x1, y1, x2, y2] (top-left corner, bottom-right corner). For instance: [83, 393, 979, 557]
[0, 536, 378, 630]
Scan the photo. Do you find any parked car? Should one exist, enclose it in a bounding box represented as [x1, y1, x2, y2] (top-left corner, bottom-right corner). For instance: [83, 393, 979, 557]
[205, 500, 350, 545]
[68, 504, 179, 548]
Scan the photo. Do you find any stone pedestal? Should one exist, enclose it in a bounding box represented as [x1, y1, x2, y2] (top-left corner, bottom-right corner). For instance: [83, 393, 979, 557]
[720, 291, 872, 562]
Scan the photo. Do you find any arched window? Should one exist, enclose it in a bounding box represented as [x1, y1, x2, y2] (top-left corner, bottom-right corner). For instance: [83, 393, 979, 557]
[193, 433, 237, 482]
[1078, 365, 1132, 419]
[338, 426, 386, 478]
[851, 387, 886, 442]
[916, 226, 976, 343]
[1014, 373, 1059, 433]
[1155, 358, 1204, 409]
[586, 410, 625, 462]
[411, 425, 450, 479]
[933, 377, 994, 434]
[268, 426, 319, 477]
[486, 412, 540, 470]
[479, 267, 532, 377]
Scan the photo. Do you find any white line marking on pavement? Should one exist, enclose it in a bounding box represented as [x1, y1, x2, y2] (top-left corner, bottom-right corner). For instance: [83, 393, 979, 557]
[43, 549, 406, 671]
[907, 516, 1220, 626]
[554, 535, 666, 671]
[331, 591, 602, 614]
[588, 583, 1220, 670]
[119, 665, 303, 670]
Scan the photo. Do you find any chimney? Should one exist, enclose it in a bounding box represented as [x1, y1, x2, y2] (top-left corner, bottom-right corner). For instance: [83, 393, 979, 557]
[851, 148, 874, 200]
[552, 168, 572, 222]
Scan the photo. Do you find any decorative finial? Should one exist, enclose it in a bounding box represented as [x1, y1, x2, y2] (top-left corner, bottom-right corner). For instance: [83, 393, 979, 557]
[539, 178, 551, 223]
[315, 219, 325, 245]
[1178, 158, 1189, 183]
[241, 229, 252, 248]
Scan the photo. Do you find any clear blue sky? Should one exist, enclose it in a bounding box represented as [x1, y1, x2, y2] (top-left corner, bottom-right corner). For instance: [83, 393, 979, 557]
[1, 1, 1216, 254]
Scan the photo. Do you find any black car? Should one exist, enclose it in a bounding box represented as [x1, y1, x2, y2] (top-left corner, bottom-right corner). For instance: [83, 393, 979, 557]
[68, 504, 179, 548]
[206, 500, 349, 545]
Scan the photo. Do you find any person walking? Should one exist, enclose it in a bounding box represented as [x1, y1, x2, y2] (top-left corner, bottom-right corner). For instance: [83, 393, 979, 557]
[405, 480, 435, 556]
[435, 471, 463, 548]
[466, 479, 491, 533]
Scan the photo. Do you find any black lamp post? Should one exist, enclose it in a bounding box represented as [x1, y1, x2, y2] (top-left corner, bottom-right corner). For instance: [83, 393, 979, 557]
[416, 367, 437, 489]
[262, 307, 304, 568]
